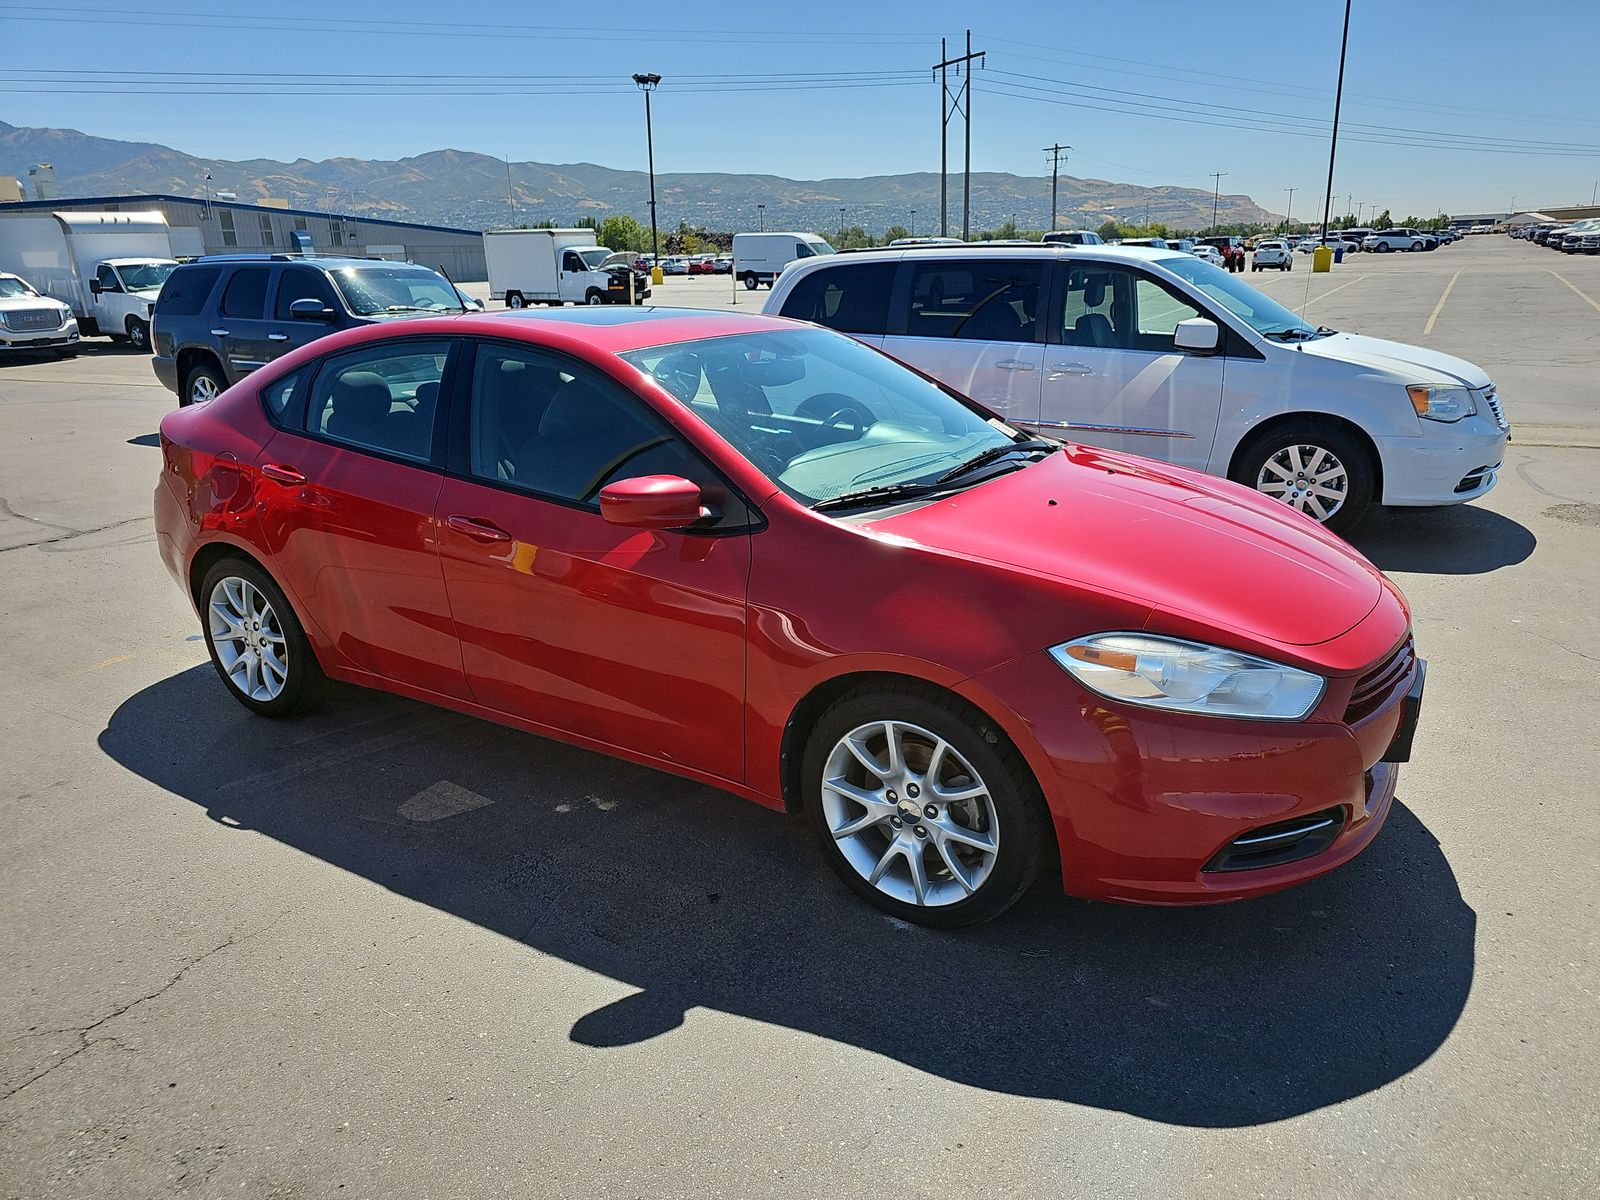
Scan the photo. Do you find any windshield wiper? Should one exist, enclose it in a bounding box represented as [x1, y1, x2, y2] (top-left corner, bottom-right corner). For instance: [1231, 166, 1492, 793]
[813, 482, 947, 513]
[935, 438, 1055, 484]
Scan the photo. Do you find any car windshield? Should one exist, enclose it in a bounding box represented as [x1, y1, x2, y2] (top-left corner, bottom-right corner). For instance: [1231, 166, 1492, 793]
[331, 265, 462, 314]
[0, 277, 38, 299]
[620, 327, 1034, 508]
[578, 248, 612, 269]
[118, 262, 178, 291]
[1157, 255, 1318, 338]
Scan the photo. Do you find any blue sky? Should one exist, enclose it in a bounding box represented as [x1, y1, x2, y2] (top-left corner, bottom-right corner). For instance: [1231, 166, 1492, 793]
[4, 0, 1599, 220]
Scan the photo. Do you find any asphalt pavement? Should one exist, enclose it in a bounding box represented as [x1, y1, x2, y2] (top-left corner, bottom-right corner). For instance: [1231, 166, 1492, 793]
[2, 236, 1597, 1198]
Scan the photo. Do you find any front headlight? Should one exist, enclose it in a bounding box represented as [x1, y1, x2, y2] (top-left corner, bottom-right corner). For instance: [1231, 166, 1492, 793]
[1049, 633, 1325, 721]
[1407, 384, 1475, 422]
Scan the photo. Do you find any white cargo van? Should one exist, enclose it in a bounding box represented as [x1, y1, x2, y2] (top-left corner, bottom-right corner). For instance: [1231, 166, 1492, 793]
[0, 210, 178, 350]
[732, 232, 835, 290]
[484, 228, 645, 308]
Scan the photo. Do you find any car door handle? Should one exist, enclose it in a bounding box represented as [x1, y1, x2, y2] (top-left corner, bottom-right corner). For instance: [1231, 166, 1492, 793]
[210, 328, 230, 337]
[446, 515, 512, 543]
[260, 463, 307, 485]
[1049, 362, 1095, 375]
[267, 332, 290, 342]
[994, 359, 1036, 371]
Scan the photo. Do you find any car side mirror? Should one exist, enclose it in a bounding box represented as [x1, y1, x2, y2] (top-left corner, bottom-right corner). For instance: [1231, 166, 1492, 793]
[289, 298, 336, 322]
[89, 278, 102, 294]
[1174, 317, 1220, 353]
[599, 475, 713, 530]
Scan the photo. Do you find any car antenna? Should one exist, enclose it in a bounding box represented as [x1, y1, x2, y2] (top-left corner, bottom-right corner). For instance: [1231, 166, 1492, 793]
[436, 261, 467, 313]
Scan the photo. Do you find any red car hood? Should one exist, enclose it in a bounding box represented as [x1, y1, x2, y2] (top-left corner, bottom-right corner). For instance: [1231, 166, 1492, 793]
[867, 446, 1385, 649]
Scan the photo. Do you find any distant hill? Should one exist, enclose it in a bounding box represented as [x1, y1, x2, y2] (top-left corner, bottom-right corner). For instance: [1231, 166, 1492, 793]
[0, 119, 1281, 233]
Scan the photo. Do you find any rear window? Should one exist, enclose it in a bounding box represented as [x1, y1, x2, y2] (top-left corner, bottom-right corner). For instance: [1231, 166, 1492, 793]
[778, 261, 896, 334]
[155, 267, 221, 317]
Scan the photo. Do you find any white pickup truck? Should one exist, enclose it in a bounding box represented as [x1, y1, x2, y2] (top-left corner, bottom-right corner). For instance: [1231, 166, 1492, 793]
[0, 210, 179, 350]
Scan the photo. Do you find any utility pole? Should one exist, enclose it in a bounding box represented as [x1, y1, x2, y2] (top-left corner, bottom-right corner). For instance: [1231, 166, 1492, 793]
[1043, 143, 1070, 234]
[910, 208, 917, 235]
[757, 203, 765, 231]
[504, 156, 517, 225]
[1284, 186, 1297, 231]
[1319, 0, 1352, 248]
[632, 73, 662, 280]
[839, 207, 846, 238]
[1210, 171, 1227, 234]
[933, 31, 984, 239]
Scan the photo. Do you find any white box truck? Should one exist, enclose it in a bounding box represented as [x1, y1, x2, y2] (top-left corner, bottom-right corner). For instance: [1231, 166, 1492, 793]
[0, 210, 179, 350]
[484, 227, 647, 308]
[732, 232, 835, 290]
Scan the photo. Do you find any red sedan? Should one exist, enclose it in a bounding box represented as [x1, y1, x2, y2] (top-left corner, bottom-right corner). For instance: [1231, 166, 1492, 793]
[154, 308, 1423, 926]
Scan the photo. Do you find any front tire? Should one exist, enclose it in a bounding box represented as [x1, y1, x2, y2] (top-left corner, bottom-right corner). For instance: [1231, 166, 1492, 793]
[126, 317, 150, 353]
[802, 683, 1049, 928]
[1232, 420, 1375, 534]
[584, 289, 605, 306]
[199, 557, 326, 717]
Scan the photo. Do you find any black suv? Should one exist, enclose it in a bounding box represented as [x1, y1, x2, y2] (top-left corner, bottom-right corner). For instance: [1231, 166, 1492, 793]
[152, 255, 464, 406]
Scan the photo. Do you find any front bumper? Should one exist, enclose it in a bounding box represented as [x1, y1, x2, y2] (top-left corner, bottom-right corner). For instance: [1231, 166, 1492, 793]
[0, 323, 79, 351]
[1377, 413, 1510, 506]
[963, 638, 1421, 905]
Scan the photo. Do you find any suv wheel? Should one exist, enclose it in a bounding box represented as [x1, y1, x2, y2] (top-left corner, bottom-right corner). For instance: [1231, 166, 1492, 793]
[1232, 420, 1375, 534]
[126, 317, 150, 353]
[181, 359, 226, 407]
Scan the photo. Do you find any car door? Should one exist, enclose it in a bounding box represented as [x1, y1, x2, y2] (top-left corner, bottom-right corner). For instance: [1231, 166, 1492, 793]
[270, 266, 345, 359]
[1037, 262, 1224, 469]
[251, 336, 469, 699]
[90, 262, 130, 334]
[434, 339, 753, 783]
[214, 266, 277, 380]
[879, 258, 1047, 428]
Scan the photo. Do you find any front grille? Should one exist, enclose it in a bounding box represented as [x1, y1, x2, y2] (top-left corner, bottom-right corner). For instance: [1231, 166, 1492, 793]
[1204, 807, 1346, 873]
[1346, 638, 1416, 724]
[2, 307, 64, 332]
[1482, 389, 1509, 431]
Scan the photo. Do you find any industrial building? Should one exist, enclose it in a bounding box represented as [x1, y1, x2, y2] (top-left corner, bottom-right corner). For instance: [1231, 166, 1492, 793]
[0, 192, 487, 280]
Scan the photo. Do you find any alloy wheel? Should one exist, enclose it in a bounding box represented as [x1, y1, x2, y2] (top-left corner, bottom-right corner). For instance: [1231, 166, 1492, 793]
[1256, 443, 1349, 523]
[820, 720, 999, 907]
[189, 373, 220, 404]
[207, 576, 289, 701]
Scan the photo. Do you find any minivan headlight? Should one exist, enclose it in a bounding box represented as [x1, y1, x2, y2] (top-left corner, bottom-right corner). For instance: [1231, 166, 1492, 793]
[1049, 634, 1325, 721]
[1407, 384, 1475, 422]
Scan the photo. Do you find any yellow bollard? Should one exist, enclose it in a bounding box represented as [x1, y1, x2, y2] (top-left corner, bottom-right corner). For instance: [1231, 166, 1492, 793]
[651, 266, 664, 285]
[1312, 245, 1333, 273]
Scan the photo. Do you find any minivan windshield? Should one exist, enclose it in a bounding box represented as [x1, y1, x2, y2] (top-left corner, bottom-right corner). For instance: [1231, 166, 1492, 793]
[331, 265, 462, 315]
[621, 327, 1044, 509]
[1157, 255, 1319, 339]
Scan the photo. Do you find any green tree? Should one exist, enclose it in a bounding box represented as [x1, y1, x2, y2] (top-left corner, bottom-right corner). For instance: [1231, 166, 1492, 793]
[882, 224, 910, 243]
[598, 213, 648, 253]
[1096, 218, 1123, 241]
[1372, 209, 1393, 229]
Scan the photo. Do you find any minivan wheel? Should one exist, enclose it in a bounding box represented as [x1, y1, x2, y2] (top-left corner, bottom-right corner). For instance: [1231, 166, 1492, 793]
[802, 684, 1049, 928]
[1233, 420, 1375, 533]
[181, 360, 226, 406]
[505, 291, 526, 309]
[199, 557, 326, 717]
[742, 273, 759, 291]
[126, 317, 150, 352]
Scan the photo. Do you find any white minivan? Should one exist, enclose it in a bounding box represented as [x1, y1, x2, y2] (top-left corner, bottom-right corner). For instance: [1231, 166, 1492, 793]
[764, 245, 1509, 531]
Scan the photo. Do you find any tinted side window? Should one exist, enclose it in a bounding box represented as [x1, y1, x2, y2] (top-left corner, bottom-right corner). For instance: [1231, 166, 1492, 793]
[274, 267, 340, 319]
[220, 268, 270, 319]
[905, 260, 1044, 343]
[308, 340, 451, 463]
[470, 345, 715, 508]
[261, 368, 304, 425]
[778, 262, 895, 334]
[156, 267, 220, 316]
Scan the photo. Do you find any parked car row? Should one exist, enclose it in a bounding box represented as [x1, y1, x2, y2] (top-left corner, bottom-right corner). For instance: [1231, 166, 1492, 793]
[1514, 221, 1600, 253]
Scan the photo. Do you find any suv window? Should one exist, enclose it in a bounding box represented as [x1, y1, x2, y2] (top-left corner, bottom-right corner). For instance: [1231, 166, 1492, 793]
[308, 340, 451, 463]
[155, 266, 220, 316]
[905, 259, 1045, 343]
[275, 267, 340, 320]
[220, 268, 270, 319]
[468, 341, 723, 510]
[778, 261, 895, 334]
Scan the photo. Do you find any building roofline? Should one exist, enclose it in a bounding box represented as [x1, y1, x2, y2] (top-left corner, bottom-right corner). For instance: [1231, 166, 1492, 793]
[0, 192, 482, 237]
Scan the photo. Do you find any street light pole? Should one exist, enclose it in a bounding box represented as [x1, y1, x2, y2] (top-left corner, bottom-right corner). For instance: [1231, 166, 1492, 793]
[839, 207, 846, 238]
[757, 203, 765, 232]
[910, 209, 917, 235]
[1318, 0, 1353, 249]
[632, 73, 662, 280]
[1209, 171, 1227, 235]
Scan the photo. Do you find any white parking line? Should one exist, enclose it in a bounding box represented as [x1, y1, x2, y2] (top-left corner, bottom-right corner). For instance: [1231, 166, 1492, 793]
[1424, 269, 1464, 336]
[1298, 274, 1367, 308]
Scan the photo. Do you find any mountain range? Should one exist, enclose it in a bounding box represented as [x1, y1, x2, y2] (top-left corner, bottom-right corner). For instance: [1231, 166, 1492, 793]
[0, 119, 1280, 233]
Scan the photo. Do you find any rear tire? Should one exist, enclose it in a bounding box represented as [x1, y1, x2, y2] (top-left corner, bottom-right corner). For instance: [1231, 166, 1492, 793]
[505, 291, 526, 309]
[198, 557, 326, 718]
[180, 359, 226, 407]
[742, 273, 759, 291]
[1232, 419, 1375, 534]
[1377, 242, 1392, 253]
[802, 682, 1050, 928]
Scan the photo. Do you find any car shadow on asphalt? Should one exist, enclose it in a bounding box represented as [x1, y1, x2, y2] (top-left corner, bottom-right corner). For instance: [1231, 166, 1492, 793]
[1348, 503, 1535, 574]
[100, 665, 1476, 1129]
